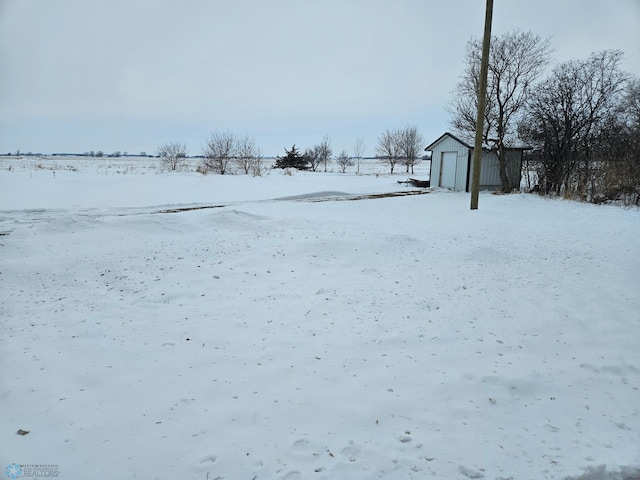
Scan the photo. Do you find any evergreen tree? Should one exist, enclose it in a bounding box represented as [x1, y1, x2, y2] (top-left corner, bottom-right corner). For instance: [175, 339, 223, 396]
[274, 145, 310, 170]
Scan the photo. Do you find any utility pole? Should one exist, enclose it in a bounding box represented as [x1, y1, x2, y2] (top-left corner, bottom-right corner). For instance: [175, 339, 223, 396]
[470, 0, 494, 210]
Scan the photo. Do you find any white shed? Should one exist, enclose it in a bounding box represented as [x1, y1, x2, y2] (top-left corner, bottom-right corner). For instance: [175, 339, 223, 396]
[425, 132, 524, 192]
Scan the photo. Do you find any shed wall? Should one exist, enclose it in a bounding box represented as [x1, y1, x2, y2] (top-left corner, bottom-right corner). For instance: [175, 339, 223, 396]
[427, 133, 524, 192]
[478, 152, 501, 189]
[430, 136, 470, 191]
[471, 150, 523, 190]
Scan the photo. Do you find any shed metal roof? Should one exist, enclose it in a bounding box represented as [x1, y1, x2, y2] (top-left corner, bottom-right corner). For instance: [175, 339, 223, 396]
[425, 132, 530, 151]
[425, 132, 472, 151]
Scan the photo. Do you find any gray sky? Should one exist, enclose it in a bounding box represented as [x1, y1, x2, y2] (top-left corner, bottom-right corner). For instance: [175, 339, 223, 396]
[1, 0, 639, 157]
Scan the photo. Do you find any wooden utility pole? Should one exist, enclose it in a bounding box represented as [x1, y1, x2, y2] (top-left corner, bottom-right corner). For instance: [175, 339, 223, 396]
[470, 0, 494, 210]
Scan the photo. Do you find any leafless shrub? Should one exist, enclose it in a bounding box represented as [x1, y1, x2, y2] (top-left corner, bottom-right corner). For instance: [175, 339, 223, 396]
[202, 131, 237, 175]
[250, 155, 265, 177]
[157, 141, 188, 171]
[336, 150, 354, 173]
[236, 135, 263, 176]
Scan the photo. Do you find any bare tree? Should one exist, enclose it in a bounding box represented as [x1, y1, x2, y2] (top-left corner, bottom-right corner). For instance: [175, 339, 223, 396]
[448, 30, 552, 192]
[304, 147, 322, 172]
[398, 125, 424, 175]
[336, 150, 354, 173]
[317, 134, 332, 172]
[236, 135, 261, 175]
[250, 149, 265, 176]
[376, 129, 400, 174]
[353, 137, 365, 174]
[157, 141, 187, 171]
[202, 131, 237, 175]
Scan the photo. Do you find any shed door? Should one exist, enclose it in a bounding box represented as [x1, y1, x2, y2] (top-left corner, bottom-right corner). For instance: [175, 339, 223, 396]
[440, 152, 457, 188]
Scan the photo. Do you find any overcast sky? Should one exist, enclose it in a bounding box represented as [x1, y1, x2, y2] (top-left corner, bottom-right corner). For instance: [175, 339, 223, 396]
[1, 0, 639, 157]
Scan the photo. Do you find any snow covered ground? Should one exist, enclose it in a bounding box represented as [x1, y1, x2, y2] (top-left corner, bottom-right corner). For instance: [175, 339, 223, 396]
[1, 158, 639, 480]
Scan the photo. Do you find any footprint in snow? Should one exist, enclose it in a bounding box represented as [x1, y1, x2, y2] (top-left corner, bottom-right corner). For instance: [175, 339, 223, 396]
[281, 471, 302, 480]
[198, 455, 217, 465]
[459, 465, 484, 478]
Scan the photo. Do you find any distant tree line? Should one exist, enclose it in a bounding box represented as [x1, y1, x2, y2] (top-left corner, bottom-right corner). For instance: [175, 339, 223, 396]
[156, 124, 429, 177]
[9, 130, 421, 178]
[273, 127, 425, 176]
[157, 132, 265, 176]
[274, 135, 338, 172]
[448, 30, 639, 205]
[3, 151, 153, 158]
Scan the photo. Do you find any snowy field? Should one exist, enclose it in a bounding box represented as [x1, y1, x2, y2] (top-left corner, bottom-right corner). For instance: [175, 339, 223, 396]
[1, 157, 639, 480]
